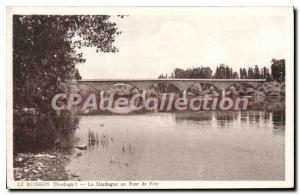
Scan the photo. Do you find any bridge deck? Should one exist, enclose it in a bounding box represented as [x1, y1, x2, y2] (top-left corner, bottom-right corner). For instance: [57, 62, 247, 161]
[78, 79, 266, 82]
[75, 79, 265, 92]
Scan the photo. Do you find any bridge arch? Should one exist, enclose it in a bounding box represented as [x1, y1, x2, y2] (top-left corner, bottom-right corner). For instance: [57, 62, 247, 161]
[75, 79, 266, 97]
[103, 82, 141, 96]
[225, 83, 257, 91]
[77, 83, 101, 94]
[187, 83, 220, 95]
[148, 82, 182, 94]
[147, 82, 181, 94]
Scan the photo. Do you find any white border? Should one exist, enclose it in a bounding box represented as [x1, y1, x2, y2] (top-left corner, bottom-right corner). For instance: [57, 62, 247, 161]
[6, 6, 294, 189]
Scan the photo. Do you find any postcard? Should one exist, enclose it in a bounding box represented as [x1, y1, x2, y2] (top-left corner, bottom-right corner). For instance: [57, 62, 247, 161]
[6, 6, 294, 189]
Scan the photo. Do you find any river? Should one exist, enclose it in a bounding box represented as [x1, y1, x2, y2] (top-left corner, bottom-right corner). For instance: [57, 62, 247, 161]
[58, 110, 285, 181]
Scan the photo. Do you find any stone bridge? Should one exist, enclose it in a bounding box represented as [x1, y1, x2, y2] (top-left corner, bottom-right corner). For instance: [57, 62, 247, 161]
[76, 79, 266, 95]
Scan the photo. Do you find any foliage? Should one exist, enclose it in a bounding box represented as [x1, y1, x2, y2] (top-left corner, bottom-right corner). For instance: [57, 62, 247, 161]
[13, 15, 120, 151]
[161, 66, 213, 79]
[214, 64, 234, 79]
[271, 59, 285, 81]
[13, 15, 120, 115]
[159, 61, 278, 81]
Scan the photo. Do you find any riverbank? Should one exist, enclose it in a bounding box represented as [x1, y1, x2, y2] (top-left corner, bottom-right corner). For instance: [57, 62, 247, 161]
[13, 150, 80, 181]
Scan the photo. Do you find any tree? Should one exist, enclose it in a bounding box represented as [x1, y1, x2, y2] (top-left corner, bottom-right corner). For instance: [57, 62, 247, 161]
[172, 67, 213, 79]
[13, 15, 121, 115]
[239, 68, 243, 79]
[271, 58, 285, 81]
[243, 68, 247, 79]
[232, 71, 239, 79]
[261, 66, 271, 80]
[160, 60, 284, 81]
[214, 64, 234, 79]
[158, 74, 165, 79]
[13, 15, 122, 150]
[266, 68, 272, 81]
[174, 68, 186, 78]
[254, 65, 261, 79]
[214, 64, 226, 79]
[240, 68, 247, 79]
[247, 67, 254, 79]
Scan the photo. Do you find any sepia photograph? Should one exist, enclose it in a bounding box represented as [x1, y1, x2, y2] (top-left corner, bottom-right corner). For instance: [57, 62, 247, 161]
[6, 7, 294, 189]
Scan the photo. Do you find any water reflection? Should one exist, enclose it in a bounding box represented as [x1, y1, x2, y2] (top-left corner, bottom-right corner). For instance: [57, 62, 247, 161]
[215, 112, 238, 127]
[63, 110, 285, 181]
[99, 133, 110, 149]
[272, 110, 286, 125]
[271, 110, 285, 136]
[240, 112, 248, 123]
[173, 110, 285, 134]
[54, 116, 80, 150]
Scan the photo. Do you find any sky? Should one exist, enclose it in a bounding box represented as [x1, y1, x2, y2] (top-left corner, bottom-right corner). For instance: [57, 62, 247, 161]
[77, 10, 291, 79]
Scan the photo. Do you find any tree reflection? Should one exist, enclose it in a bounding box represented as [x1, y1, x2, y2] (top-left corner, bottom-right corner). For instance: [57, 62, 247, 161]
[240, 112, 248, 123]
[13, 113, 79, 153]
[173, 111, 285, 134]
[175, 112, 213, 122]
[272, 110, 285, 128]
[215, 112, 237, 127]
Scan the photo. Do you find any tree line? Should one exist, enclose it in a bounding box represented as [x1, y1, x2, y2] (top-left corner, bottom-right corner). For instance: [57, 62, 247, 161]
[158, 58, 285, 81]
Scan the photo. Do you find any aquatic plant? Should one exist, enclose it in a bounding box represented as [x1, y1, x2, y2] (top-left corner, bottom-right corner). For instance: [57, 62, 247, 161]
[88, 129, 100, 147]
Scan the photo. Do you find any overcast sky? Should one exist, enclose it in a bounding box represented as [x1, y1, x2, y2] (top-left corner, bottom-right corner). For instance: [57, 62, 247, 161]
[77, 11, 291, 79]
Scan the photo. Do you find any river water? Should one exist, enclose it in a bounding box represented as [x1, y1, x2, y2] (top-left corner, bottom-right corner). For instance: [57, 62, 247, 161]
[61, 111, 285, 181]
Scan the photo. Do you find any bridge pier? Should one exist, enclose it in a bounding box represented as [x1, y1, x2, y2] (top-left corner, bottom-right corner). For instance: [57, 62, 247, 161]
[180, 90, 187, 99]
[100, 91, 104, 100]
[220, 88, 226, 97]
[141, 89, 146, 104]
